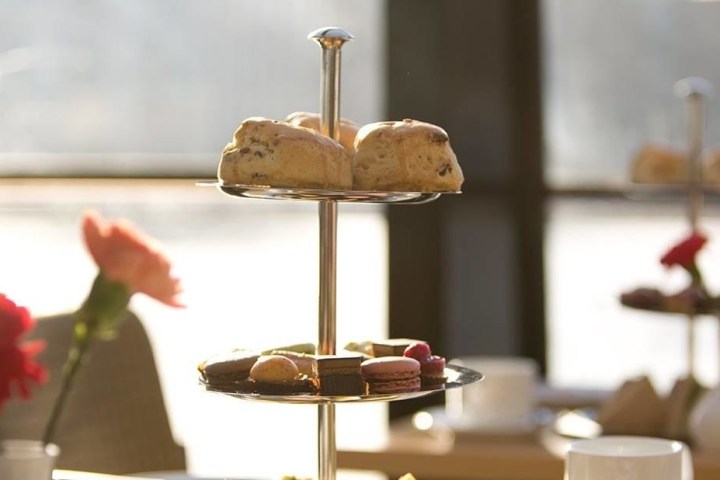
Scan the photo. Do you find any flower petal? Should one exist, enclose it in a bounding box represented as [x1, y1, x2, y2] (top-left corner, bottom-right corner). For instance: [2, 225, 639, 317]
[81, 210, 184, 307]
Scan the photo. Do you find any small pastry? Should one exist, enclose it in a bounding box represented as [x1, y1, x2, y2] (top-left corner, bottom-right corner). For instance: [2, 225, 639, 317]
[403, 341, 447, 386]
[269, 350, 317, 377]
[343, 340, 374, 358]
[361, 356, 421, 394]
[198, 349, 259, 392]
[403, 341, 431, 360]
[418, 355, 447, 386]
[620, 287, 664, 311]
[250, 355, 314, 395]
[372, 338, 422, 357]
[261, 342, 316, 355]
[314, 354, 366, 396]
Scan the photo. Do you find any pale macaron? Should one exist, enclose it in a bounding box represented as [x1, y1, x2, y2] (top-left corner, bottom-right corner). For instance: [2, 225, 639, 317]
[250, 355, 300, 382]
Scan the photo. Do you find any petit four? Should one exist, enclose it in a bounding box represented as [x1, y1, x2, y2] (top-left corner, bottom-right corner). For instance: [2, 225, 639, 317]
[361, 356, 421, 394]
[372, 338, 422, 357]
[403, 341, 447, 386]
[314, 354, 366, 396]
[198, 349, 259, 392]
[249, 355, 314, 395]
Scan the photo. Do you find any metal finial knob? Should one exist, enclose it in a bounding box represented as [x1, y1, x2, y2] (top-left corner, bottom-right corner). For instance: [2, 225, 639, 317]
[308, 27, 354, 49]
[674, 77, 714, 99]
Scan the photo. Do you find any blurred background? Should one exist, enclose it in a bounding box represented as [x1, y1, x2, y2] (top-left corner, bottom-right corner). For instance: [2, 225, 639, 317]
[2, 0, 720, 478]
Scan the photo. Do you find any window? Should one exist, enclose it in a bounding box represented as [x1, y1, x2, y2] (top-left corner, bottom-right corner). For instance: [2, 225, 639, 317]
[1, 0, 385, 176]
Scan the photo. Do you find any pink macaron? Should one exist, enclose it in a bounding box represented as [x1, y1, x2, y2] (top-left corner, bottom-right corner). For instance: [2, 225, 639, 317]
[361, 356, 421, 394]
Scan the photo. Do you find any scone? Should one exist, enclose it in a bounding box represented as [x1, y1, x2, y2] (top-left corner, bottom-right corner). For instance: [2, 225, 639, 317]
[218, 117, 352, 189]
[352, 119, 464, 192]
[630, 144, 686, 184]
[703, 147, 720, 185]
[285, 112, 360, 153]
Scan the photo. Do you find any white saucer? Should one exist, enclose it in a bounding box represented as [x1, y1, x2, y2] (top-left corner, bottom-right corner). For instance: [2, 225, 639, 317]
[414, 406, 540, 443]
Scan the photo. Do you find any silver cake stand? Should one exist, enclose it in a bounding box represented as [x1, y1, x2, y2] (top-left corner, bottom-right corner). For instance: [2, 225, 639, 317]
[623, 78, 714, 379]
[199, 27, 481, 480]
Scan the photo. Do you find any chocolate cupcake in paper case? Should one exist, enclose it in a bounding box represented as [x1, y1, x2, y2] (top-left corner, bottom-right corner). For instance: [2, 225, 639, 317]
[285, 111, 360, 153]
[218, 117, 352, 189]
[352, 119, 464, 192]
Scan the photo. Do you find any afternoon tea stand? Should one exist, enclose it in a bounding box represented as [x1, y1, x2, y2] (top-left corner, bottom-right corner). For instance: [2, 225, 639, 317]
[621, 78, 715, 380]
[199, 27, 483, 480]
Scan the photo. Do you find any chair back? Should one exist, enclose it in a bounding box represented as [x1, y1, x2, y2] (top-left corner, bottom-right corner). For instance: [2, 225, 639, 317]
[0, 312, 186, 474]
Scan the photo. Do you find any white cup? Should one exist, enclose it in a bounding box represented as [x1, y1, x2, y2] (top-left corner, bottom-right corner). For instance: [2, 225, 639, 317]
[446, 356, 538, 430]
[565, 436, 690, 480]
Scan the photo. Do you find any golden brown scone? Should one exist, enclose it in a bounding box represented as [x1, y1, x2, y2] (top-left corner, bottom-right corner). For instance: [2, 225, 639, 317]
[352, 119, 464, 192]
[703, 147, 720, 185]
[630, 144, 686, 184]
[285, 111, 360, 153]
[218, 117, 352, 189]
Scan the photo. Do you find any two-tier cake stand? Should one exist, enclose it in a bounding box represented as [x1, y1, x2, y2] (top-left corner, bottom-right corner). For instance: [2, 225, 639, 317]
[200, 27, 483, 480]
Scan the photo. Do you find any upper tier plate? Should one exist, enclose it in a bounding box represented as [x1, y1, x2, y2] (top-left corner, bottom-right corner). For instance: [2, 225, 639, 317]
[200, 364, 483, 405]
[196, 180, 459, 204]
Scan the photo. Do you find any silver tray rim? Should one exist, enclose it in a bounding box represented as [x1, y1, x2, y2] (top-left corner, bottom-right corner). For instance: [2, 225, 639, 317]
[196, 180, 460, 204]
[200, 363, 483, 404]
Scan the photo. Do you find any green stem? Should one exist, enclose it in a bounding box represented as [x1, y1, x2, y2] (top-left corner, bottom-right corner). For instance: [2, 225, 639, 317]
[40, 273, 131, 446]
[41, 322, 93, 446]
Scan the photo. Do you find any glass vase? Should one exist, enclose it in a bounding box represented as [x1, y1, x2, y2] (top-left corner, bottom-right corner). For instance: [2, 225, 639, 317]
[0, 440, 59, 480]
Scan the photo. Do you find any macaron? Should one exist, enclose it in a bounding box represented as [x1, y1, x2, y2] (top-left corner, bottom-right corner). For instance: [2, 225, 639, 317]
[199, 349, 259, 392]
[361, 356, 421, 394]
[249, 355, 314, 395]
[250, 355, 300, 382]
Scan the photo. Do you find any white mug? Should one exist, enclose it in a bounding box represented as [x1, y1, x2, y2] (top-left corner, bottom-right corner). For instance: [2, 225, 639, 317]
[565, 436, 690, 480]
[446, 356, 538, 430]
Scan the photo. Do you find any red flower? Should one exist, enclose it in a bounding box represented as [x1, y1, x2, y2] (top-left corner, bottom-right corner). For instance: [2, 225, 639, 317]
[0, 295, 47, 411]
[660, 231, 708, 269]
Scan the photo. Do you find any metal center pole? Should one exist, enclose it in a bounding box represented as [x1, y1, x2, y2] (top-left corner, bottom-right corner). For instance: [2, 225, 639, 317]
[675, 77, 713, 379]
[309, 26, 352, 480]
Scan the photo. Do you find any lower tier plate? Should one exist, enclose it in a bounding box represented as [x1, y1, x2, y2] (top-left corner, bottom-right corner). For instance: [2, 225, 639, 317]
[200, 364, 483, 404]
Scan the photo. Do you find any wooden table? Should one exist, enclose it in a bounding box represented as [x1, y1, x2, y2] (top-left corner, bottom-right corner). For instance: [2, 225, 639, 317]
[337, 418, 720, 480]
